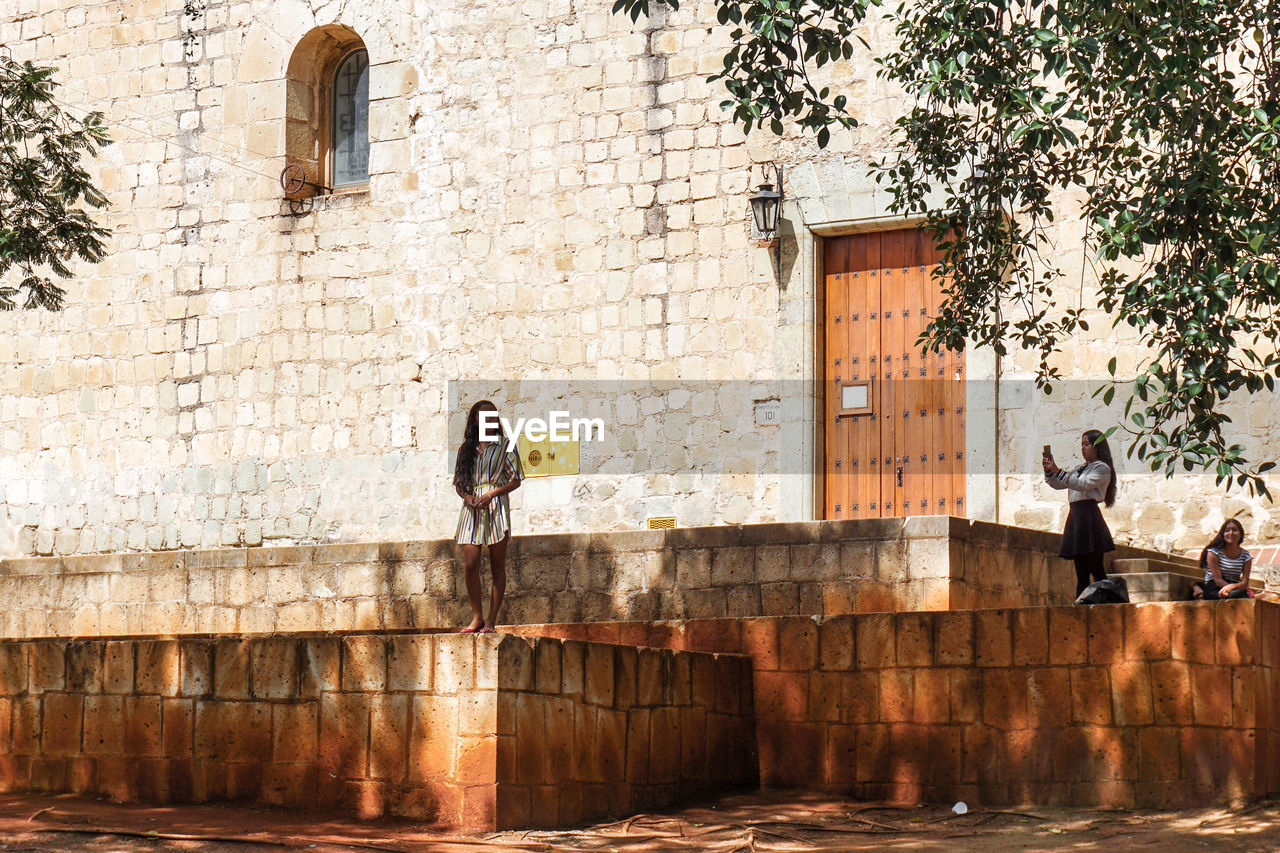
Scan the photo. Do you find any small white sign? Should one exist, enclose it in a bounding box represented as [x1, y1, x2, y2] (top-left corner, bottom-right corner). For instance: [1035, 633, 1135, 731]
[754, 399, 782, 426]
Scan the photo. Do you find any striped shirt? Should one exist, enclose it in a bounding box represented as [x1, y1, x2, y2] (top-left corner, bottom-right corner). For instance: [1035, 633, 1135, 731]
[1204, 547, 1252, 585]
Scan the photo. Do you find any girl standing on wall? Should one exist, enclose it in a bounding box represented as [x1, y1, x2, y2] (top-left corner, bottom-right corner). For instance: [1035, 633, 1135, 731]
[453, 400, 524, 633]
[1042, 429, 1118, 598]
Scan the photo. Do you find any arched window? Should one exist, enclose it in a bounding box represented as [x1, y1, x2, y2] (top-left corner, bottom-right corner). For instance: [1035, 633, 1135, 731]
[285, 26, 370, 195]
[331, 49, 369, 188]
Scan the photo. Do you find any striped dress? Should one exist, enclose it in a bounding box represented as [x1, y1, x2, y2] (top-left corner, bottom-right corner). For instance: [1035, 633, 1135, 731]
[1204, 547, 1252, 585]
[455, 442, 524, 546]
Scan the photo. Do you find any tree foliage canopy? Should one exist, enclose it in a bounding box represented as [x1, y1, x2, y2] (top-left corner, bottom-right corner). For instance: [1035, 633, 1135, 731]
[0, 55, 110, 311]
[615, 0, 1280, 494]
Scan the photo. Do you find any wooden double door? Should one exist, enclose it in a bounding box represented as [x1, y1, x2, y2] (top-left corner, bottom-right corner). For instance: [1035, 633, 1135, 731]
[823, 230, 966, 519]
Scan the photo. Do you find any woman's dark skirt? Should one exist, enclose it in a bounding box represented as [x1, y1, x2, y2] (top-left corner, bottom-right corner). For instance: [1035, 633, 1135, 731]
[1059, 499, 1115, 558]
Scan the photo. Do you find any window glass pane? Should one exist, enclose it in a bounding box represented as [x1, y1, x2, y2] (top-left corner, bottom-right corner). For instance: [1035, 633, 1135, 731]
[332, 50, 369, 187]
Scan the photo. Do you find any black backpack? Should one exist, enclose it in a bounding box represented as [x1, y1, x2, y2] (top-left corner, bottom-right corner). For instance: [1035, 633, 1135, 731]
[1075, 576, 1130, 605]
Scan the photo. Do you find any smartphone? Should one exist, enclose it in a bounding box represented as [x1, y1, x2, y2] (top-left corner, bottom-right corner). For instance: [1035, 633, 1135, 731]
[1042, 444, 1052, 457]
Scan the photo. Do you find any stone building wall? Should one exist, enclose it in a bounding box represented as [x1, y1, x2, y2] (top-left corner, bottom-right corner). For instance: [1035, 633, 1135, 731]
[0, 0, 1275, 557]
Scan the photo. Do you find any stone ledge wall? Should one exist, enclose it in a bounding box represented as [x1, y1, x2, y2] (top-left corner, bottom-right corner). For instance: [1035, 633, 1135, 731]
[513, 599, 1280, 808]
[0, 518, 1188, 639]
[0, 631, 754, 830]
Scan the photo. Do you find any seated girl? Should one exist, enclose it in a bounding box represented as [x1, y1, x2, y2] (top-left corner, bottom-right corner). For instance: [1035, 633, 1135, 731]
[1193, 518, 1253, 600]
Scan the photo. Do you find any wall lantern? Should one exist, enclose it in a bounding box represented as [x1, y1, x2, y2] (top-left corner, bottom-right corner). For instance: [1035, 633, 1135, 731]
[750, 164, 784, 278]
[749, 165, 784, 236]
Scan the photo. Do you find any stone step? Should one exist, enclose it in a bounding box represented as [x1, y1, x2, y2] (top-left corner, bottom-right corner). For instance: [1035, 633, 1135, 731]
[1112, 558, 1264, 591]
[1119, 571, 1197, 603]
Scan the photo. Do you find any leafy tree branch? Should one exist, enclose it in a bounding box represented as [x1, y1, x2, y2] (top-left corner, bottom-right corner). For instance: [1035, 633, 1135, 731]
[0, 56, 111, 311]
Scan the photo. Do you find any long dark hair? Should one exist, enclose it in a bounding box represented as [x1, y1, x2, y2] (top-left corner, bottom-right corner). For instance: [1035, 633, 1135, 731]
[1083, 429, 1117, 508]
[1199, 517, 1245, 570]
[453, 400, 503, 493]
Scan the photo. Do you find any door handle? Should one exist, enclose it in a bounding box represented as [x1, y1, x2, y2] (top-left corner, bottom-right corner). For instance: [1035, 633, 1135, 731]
[896, 466, 904, 487]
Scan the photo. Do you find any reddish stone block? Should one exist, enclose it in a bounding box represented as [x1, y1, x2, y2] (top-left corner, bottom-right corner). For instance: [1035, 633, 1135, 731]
[759, 722, 823, 788]
[1170, 602, 1215, 663]
[298, 638, 341, 697]
[948, 670, 981, 724]
[614, 646, 638, 709]
[625, 708, 650, 783]
[28, 643, 66, 693]
[161, 698, 194, 758]
[179, 642, 212, 697]
[1216, 600, 1255, 664]
[1026, 668, 1071, 728]
[11, 696, 40, 754]
[679, 706, 707, 780]
[0, 646, 27, 695]
[887, 722, 930, 785]
[648, 706, 680, 784]
[822, 581, 857, 615]
[1231, 668, 1258, 729]
[1189, 664, 1233, 726]
[29, 757, 68, 793]
[856, 613, 895, 669]
[1012, 609, 1049, 666]
[911, 669, 949, 724]
[496, 783, 532, 829]
[586, 623, 622, 645]
[124, 696, 163, 757]
[457, 736, 498, 786]
[1124, 604, 1172, 662]
[807, 672, 841, 723]
[1137, 726, 1181, 781]
[135, 641, 181, 697]
[761, 583, 800, 616]
[272, 703, 318, 764]
[318, 693, 369, 777]
[894, 613, 933, 668]
[42, 693, 83, 756]
[777, 618, 819, 671]
[1069, 666, 1112, 726]
[213, 640, 251, 700]
[386, 636, 433, 693]
[927, 726, 963, 787]
[82, 695, 123, 756]
[69, 756, 96, 794]
[825, 723, 858, 787]
[514, 694, 546, 784]
[960, 726, 1003, 786]
[739, 619, 780, 671]
[66, 644, 103, 694]
[0, 698, 11, 752]
[433, 635, 476, 694]
[933, 611, 973, 666]
[571, 705, 598, 783]
[671, 654, 692, 705]
[617, 622, 653, 649]
[690, 654, 716, 710]
[597, 707, 627, 783]
[1048, 608, 1088, 666]
[1109, 661, 1153, 726]
[529, 783, 560, 827]
[1087, 605, 1124, 665]
[635, 648, 665, 706]
[560, 641, 585, 699]
[583, 644, 615, 707]
[342, 636, 387, 693]
[974, 610, 1012, 668]
[260, 763, 316, 809]
[981, 669, 1027, 729]
[819, 617, 855, 671]
[534, 640, 563, 695]
[686, 619, 742, 655]
[1005, 728, 1053, 782]
[1149, 660, 1193, 725]
[840, 671, 879, 724]
[369, 694, 409, 781]
[878, 669, 913, 723]
[754, 670, 807, 723]
[409, 694, 458, 781]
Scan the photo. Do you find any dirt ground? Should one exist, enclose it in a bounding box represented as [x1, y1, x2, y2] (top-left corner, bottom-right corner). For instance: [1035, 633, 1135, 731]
[1, 791, 1279, 852]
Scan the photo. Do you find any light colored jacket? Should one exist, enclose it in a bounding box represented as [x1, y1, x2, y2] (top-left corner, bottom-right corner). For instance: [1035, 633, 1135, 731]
[1046, 460, 1112, 503]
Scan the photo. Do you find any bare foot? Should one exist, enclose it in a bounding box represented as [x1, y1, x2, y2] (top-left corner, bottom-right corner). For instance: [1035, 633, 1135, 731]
[460, 618, 485, 633]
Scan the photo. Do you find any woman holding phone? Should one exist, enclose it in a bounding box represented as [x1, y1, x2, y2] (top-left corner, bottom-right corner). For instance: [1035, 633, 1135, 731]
[1042, 430, 1118, 598]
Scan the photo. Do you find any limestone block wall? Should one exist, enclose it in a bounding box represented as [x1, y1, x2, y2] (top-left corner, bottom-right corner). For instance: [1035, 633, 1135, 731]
[0, 630, 755, 829]
[0, 519, 1190, 641]
[515, 600, 1280, 808]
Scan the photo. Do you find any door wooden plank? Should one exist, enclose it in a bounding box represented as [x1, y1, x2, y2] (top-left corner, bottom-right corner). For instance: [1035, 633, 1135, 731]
[824, 237, 849, 519]
[878, 230, 906, 516]
[845, 235, 869, 518]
